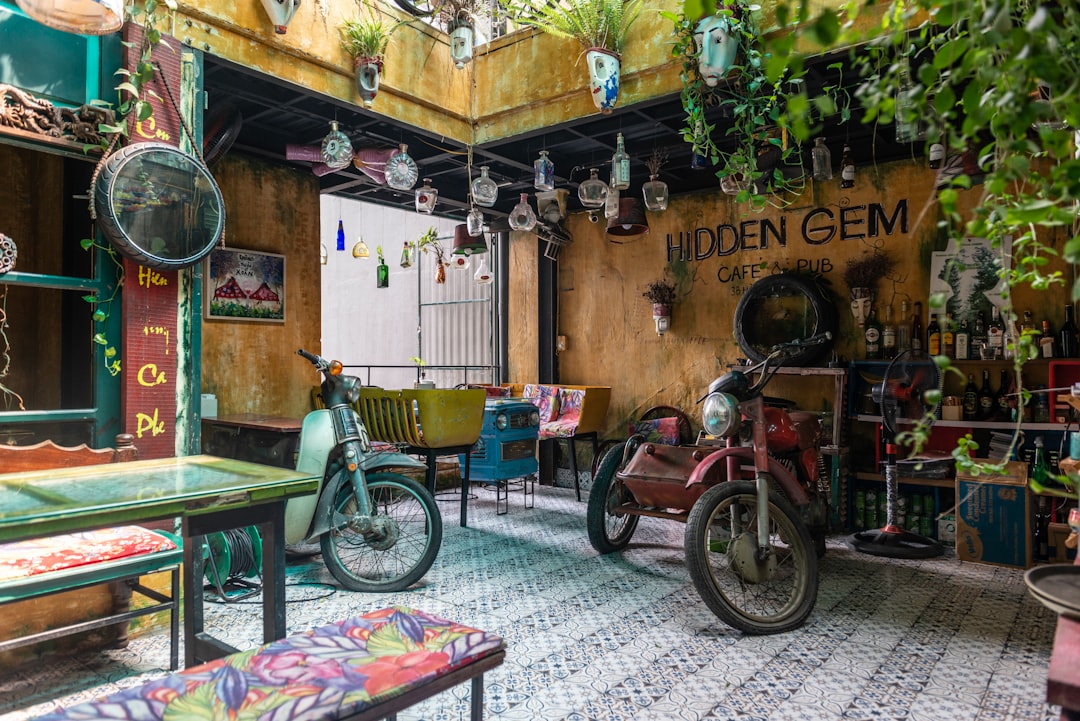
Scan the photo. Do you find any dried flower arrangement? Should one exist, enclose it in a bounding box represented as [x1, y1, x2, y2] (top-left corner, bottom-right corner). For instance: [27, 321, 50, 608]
[842, 251, 895, 291]
[642, 278, 677, 306]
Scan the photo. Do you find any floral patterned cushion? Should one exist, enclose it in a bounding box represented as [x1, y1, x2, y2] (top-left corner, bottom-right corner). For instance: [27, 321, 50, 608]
[539, 418, 579, 439]
[34, 606, 505, 721]
[630, 417, 681, 445]
[556, 388, 584, 425]
[0, 526, 177, 583]
[523, 384, 560, 423]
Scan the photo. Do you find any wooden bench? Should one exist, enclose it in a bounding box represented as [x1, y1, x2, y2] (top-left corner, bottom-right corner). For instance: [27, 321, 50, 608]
[0, 435, 181, 670]
[31, 606, 506, 721]
[501, 383, 611, 501]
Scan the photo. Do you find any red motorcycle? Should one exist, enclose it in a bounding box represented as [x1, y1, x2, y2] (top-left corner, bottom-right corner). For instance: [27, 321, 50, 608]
[587, 334, 831, 634]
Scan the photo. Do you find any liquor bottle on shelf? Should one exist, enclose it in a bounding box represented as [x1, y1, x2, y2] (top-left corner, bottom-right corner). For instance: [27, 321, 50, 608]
[927, 313, 942, 356]
[882, 304, 897, 359]
[864, 307, 882, 360]
[955, 319, 970, 360]
[1061, 304, 1079, 358]
[1033, 495, 1050, 563]
[1033, 387, 1051, 423]
[972, 311, 988, 359]
[1032, 436, 1053, 487]
[995, 368, 1012, 421]
[942, 312, 955, 358]
[978, 368, 995, 420]
[1041, 319, 1056, 358]
[911, 301, 924, 352]
[962, 373, 979, 421]
[988, 306, 1005, 359]
[898, 300, 911, 352]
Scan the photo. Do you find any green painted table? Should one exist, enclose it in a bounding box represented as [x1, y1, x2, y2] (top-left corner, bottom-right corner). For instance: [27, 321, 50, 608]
[0, 454, 319, 667]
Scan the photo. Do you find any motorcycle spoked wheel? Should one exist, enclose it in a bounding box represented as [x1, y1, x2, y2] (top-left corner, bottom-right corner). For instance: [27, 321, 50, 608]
[684, 480, 818, 635]
[586, 442, 640, 554]
[320, 471, 443, 593]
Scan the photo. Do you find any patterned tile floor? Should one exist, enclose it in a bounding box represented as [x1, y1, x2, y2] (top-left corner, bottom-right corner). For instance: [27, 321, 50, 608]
[0, 483, 1064, 721]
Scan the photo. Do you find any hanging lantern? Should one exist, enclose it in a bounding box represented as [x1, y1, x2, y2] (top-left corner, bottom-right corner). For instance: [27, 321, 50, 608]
[415, 178, 438, 214]
[508, 194, 537, 232]
[607, 198, 650, 238]
[259, 0, 302, 34]
[321, 122, 353, 171]
[15, 0, 124, 35]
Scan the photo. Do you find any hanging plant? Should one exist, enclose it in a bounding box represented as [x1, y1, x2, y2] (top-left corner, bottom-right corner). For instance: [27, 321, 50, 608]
[415, 227, 449, 284]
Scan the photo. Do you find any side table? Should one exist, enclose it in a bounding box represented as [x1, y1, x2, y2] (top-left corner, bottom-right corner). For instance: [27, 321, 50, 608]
[201, 414, 303, 469]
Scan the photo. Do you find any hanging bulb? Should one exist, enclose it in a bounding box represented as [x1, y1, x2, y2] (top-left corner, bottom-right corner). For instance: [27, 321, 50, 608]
[352, 237, 370, 258]
[320, 244, 328, 265]
[467, 206, 485, 237]
[508, 193, 537, 231]
[415, 178, 438, 214]
[336, 219, 345, 251]
[321, 122, 353, 170]
[534, 150, 555, 191]
[474, 256, 493, 285]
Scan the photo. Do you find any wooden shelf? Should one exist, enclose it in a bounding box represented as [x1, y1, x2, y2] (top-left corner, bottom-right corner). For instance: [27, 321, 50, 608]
[854, 471, 954, 489]
[853, 414, 1064, 432]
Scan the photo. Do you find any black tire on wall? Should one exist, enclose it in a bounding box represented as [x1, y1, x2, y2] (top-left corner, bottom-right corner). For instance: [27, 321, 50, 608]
[733, 274, 837, 367]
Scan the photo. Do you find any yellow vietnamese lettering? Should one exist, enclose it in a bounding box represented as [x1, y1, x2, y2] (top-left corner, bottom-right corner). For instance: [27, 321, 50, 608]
[135, 115, 171, 142]
[143, 326, 170, 354]
[137, 363, 167, 387]
[135, 408, 167, 438]
[138, 266, 169, 288]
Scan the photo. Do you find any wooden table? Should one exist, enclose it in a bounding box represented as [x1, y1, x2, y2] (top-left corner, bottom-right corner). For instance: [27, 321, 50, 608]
[0, 455, 318, 667]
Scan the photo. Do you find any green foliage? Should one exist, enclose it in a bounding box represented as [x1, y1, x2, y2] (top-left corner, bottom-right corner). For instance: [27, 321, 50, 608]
[500, 0, 643, 54]
[340, 7, 401, 59]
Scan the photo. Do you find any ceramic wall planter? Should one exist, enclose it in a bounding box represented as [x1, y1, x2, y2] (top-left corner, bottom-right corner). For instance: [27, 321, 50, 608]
[694, 14, 738, 87]
[354, 56, 383, 107]
[260, 0, 301, 34]
[652, 303, 671, 336]
[586, 48, 621, 114]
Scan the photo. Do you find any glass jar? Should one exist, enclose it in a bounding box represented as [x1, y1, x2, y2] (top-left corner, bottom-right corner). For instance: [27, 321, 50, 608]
[385, 144, 418, 190]
[534, 151, 554, 191]
[414, 178, 437, 214]
[471, 166, 498, 207]
[467, 206, 485, 237]
[578, 168, 608, 208]
[508, 193, 537, 231]
[642, 174, 668, 211]
[474, 257, 493, 285]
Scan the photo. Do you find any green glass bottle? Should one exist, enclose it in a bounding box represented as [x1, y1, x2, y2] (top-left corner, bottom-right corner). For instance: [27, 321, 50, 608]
[377, 262, 389, 288]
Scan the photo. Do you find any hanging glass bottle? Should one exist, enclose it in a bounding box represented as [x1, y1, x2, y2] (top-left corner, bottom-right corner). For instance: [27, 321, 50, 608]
[385, 144, 418, 190]
[352, 237, 370, 258]
[335, 219, 345, 251]
[894, 58, 920, 143]
[642, 174, 668, 211]
[414, 178, 437, 214]
[474, 256, 493, 285]
[578, 168, 608, 208]
[604, 185, 620, 219]
[928, 142, 945, 169]
[321, 121, 353, 170]
[840, 144, 855, 188]
[471, 166, 498, 207]
[534, 150, 555, 191]
[508, 193, 537, 231]
[467, 206, 485, 237]
[811, 137, 832, 181]
[610, 132, 631, 190]
[399, 241, 412, 268]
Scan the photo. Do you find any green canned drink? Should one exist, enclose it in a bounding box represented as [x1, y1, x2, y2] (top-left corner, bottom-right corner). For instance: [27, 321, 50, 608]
[854, 490, 866, 530]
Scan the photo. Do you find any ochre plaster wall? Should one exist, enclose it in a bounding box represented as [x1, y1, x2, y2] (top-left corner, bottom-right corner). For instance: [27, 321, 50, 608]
[519, 160, 1073, 440]
[200, 155, 321, 419]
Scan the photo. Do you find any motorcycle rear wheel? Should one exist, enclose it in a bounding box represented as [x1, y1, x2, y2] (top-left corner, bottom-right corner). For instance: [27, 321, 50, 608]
[587, 442, 639, 553]
[684, 480, 818, 634]
[321, 472, 442, 592]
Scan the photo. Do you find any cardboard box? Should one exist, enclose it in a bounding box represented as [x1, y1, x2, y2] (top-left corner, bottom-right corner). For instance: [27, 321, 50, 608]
[955, 461, 1032, 568]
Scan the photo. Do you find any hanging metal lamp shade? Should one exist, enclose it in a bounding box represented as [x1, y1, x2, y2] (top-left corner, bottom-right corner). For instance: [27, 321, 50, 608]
[452, 223, 487, 255]
[607, 198, 649, 237]
[16, 0, 124, 35]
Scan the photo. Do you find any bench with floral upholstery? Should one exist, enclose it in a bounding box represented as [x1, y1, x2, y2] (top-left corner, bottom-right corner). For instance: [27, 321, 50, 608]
[32, 606, 506, 721]
[499, 383, 611, 501]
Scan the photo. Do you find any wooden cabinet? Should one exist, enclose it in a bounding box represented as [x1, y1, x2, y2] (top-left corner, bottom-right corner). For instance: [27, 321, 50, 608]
[201, 415, 303, 469]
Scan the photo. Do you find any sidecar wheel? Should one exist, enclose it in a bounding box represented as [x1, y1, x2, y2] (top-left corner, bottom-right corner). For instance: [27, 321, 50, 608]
[321, 472, 442, 592]
[587, 442, 639, 553]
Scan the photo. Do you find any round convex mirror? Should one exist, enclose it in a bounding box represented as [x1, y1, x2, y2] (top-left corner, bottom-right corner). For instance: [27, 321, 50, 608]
[94, 142, 225, 270]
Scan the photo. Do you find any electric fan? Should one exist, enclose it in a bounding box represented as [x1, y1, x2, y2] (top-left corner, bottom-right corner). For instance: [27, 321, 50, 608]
[848, 349, 945, 558]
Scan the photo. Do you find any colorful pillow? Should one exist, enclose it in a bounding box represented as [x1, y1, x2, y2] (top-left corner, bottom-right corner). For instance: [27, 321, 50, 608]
[523, 384, 560, 423]
[0, 526, 176, 582]
[556, 388, 585, 423]
[630, 417, 681, 445]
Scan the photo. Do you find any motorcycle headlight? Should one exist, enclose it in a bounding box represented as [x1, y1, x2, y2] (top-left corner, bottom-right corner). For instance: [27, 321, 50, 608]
[529, 410, 540, 427]
[342, 375, 361, 404]
[702, 392, 740, 437]
[496, 413, 509, 430]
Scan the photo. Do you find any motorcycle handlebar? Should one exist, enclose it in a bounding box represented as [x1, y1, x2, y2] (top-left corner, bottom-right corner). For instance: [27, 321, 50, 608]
[770, 331, 832, 352]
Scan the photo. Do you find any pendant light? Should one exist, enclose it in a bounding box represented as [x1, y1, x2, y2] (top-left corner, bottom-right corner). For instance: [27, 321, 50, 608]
[452, 222, 487, 258]
[321, 121, 353, 171]
[607, 198, 650, 238]
[16, 0, 124, 35]
[508, 194, 537, 232]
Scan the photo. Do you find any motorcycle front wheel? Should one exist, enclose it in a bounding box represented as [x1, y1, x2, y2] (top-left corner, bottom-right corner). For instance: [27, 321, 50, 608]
[684, 480, 818, 635]
[586, 442, 639, 553]
[321, 472, 443, 592]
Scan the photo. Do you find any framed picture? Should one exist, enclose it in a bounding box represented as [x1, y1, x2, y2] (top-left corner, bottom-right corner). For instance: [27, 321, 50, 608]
[928, 236, 1012, 327]
[204, 248, 285, 323]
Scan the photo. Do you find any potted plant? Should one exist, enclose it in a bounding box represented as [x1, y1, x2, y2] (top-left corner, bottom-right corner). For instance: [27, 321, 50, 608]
[643, 278, 677, 335]
[415, 227, 449, 284]
[842, 251, 895, 327]
[500, 0, 643, 113]
[340, 9, 400, 107]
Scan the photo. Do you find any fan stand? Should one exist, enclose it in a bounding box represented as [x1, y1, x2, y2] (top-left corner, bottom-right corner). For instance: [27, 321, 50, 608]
[848, 351, 944, 559]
